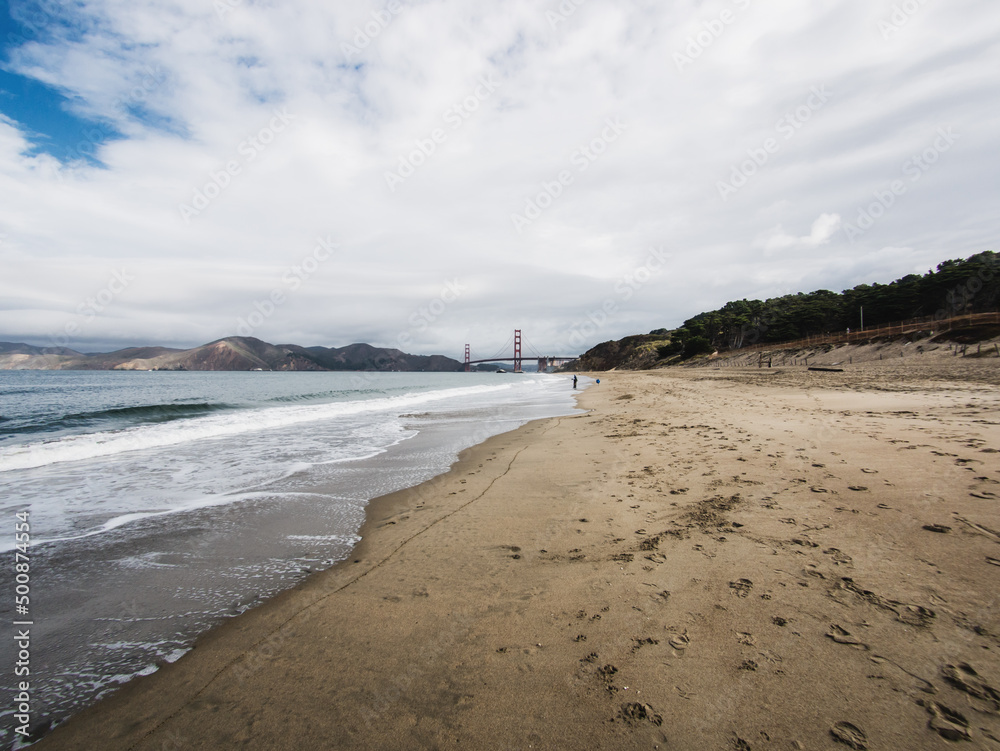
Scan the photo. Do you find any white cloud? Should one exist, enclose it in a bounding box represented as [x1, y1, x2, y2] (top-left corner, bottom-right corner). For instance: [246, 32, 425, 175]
[755, 212, 843, 254]
[1, 0, 999, 354]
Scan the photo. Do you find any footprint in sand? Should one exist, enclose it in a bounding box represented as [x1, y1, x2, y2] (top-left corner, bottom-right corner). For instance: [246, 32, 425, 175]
[826, 625, 869, 650]
[921, 700, 971, 741]
[669, 631, 690, 650]
[922, 524, 952, 534]
[729, 579, 753, 597]
[792, 538, 819, 548]
[830, 721, 868, 749]
[824, 548, 854, 566]
[639, 536, 660, 551]
[631, 637, 659, 652]
[942, 663, 1000, 708]
[617, 702, 663, 727]
[598, 663, 618, 690]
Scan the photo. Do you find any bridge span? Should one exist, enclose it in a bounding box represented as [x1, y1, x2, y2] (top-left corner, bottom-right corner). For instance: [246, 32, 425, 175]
[463, 330, 579, 372]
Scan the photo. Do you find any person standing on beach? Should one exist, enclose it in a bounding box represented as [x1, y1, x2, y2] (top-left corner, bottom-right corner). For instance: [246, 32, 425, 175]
[572, 375, 578, 389]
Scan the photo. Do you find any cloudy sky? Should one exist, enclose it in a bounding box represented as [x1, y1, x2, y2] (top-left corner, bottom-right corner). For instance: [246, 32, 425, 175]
[1, 0, 998, 358]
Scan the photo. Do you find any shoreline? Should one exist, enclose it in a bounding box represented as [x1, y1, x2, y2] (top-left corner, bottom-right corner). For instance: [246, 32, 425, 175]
[32, 366, 1000, 749]
[28, 395, 594, 750]
[1, 371, 580, 745]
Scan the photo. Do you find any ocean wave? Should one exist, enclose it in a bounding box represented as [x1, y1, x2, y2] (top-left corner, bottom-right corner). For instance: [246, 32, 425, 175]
[0, 401, 236, 437]
[69, 402, 235, 423]
[0, 383, 511, 472]
[265, 388, 381, 403]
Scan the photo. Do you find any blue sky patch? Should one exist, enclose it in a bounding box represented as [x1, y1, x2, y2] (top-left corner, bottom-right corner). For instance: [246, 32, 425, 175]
[0, 2, 120, 163]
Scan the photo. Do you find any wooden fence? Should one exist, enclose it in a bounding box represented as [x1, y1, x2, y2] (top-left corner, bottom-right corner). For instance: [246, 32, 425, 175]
[731, 310, 1000, 355]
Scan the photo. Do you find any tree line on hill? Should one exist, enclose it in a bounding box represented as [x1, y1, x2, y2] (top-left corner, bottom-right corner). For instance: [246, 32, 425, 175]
[662, 250, 998, 359]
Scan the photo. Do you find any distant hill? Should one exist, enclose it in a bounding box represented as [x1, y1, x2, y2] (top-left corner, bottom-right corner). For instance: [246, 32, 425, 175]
[0, 337, 463, 372]
[566, 334, 671, 372]
[300, 342, 460, 372]
[568, 250, 1000, 371]
[662, 250, 999, 357]
[0, 342, 85, 357]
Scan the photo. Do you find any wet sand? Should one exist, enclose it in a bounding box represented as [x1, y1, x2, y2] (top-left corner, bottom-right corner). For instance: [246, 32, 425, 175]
[35, 363, 1000, 750]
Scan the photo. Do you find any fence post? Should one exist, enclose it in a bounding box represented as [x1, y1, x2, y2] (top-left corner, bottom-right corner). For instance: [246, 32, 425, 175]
[705, 309, 998, 358]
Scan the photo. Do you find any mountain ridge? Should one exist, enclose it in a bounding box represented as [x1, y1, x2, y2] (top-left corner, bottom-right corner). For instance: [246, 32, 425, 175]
[0, 337, 463, 372]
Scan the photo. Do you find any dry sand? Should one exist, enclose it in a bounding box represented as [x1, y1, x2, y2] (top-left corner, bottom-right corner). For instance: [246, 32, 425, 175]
[35, 363, 1000, 750]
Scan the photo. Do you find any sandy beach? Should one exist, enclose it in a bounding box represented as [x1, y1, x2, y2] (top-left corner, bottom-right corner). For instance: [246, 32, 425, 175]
[34, 362, 1000, 750]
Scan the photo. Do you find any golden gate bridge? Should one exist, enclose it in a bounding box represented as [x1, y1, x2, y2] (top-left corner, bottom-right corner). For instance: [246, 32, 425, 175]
[463, 329, 579, 372]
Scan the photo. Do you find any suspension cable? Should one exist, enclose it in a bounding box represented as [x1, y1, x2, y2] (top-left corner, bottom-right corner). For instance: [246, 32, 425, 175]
[521, 333, 544, 358]
[482, 331, 514, 362]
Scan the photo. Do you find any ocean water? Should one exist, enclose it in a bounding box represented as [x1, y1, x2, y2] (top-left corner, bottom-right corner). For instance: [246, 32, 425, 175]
[0, 370, 580, 744]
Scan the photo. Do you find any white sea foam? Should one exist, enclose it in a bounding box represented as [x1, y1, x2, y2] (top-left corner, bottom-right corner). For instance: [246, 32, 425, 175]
[1, 490, 365, 553]
[5, 497, 240, 553]
[0, 383, 510, 472]
[287, 534, 361, 543]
